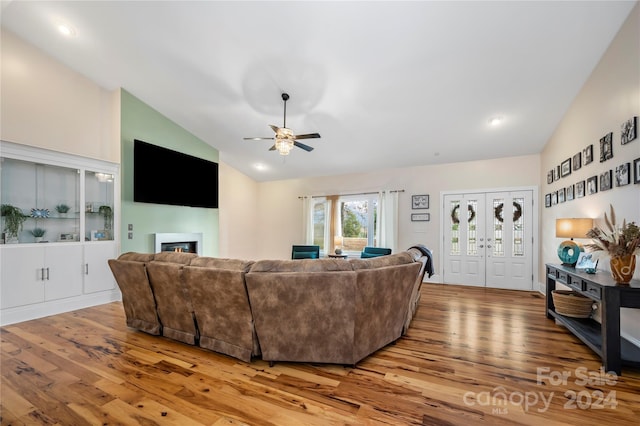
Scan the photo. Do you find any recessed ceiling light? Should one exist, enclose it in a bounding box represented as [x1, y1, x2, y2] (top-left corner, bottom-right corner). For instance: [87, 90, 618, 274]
[254, 163, 267, 171]
[488, 116, 503, 126]
[57, 23, 76, 37]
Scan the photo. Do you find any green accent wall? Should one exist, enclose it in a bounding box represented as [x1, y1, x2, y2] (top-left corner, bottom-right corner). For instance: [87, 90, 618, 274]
[120, 89, 219, 255]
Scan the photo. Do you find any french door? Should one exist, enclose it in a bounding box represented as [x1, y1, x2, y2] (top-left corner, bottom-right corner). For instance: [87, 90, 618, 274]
[443, 190, 534, 290]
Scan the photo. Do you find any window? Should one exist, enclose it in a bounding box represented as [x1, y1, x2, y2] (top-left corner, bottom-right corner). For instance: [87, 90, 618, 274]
[310, 193, 380, 256]
[338, 195, 378, 254]
[312, 198, 328, 251]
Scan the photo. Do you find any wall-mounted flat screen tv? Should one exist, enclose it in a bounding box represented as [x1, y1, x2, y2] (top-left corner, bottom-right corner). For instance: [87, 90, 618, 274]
[134, 139, 218, 208]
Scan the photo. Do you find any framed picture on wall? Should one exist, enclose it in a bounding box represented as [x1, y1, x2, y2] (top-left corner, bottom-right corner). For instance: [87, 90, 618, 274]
[583, 144, 593, 165]
[576, 180, 585, 198]
[547, 170, 554, 184]
[551, 192, 558, 205]
[545, 194, 551, 208]
[566, 184, 574, 201]
[587, 176, 598, 195]
[411, 213, 430, 222]
[599, 132, 613, 162]
[572, 152, 582, 171]
[600, 170, 612, 191]
[615, 163, 630, 186]
[561, 158, 571, 177]
[558, 187, 565, 203]
[635, 157, 640, 184]
[411, 194, 429, 209]
[621, 116, 637, 145]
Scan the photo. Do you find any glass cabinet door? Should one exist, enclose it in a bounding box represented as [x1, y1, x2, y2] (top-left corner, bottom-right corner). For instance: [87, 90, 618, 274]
[84, 170, 115, 241]
[1, 157, 80, 243]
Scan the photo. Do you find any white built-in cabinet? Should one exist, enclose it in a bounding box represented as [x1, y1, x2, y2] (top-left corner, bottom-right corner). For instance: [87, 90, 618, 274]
[0, 141, 121, 325]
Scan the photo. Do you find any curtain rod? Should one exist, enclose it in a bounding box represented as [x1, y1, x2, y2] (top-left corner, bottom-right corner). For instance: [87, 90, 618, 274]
[298, 189, 404, 199]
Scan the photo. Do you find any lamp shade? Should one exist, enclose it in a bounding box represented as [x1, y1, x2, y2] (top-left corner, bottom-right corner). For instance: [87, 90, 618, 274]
[555, 218, 593, 239]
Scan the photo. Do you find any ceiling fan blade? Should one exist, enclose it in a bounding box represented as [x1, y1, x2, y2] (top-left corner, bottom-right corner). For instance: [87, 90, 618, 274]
[294, 141, 314, 152]
[244, 137, 275, 141]
[269, 124, 280, 134]
[268, 144, 276, 151]
[293, 133, 321, 140]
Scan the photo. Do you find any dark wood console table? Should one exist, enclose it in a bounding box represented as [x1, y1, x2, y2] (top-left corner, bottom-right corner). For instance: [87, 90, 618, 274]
[546, 264, 640, 375]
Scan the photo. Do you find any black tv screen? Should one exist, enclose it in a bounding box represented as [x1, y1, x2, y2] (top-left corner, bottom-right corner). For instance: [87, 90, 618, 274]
[134, 139, 219, 208]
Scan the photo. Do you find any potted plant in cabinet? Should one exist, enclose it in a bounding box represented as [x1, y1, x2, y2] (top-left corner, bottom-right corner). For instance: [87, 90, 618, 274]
[30, 227, 46, 243]
[55, 203, 71, 218]
[1, 204, 27, 244]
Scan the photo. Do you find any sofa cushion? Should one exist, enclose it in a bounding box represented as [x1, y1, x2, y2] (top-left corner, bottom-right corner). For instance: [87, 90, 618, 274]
[153, 251, 198, 264]
[250, 258, 353, 273]
[118, 252, 155, 262]
[349, 252, 414, 270]
[190, 256, 254, 272]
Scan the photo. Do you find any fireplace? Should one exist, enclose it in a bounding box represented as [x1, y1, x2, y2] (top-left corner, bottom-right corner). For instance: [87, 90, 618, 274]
[154, 233, 203, 255]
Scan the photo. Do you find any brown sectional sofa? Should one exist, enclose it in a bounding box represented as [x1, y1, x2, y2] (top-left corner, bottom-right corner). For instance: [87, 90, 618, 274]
[108, 246, 433, 365]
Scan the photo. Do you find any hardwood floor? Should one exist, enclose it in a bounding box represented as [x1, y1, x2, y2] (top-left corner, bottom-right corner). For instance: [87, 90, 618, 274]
[2, 284, 639, 425]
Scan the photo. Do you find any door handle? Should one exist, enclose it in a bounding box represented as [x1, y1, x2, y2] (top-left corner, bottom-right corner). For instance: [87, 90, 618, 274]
[85, 263, 89, 275]
[40, 268, 45, 281]
[46, 267, 50, 280]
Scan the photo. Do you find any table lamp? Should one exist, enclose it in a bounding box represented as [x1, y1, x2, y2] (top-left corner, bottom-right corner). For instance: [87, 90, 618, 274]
[556, 218, 593, 266]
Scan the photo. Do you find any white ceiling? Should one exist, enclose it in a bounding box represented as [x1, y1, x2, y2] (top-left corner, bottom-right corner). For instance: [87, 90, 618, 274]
[1, 1, 635, 181]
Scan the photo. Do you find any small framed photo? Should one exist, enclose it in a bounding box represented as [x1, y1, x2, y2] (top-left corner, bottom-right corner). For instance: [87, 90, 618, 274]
[600, 170, 612, 191]
[411, 213, 430, 222]
[576, 180, 585, 198]
[566, 184, 574, 201]
[558, 187, 565, 203]
[576, 252, 598, 271]
[59, 233, 76, 242]
[583, 144, 593, 165]
[560, 158, 571, 177]
[615, 163, 630, 186]
[411, 194, 429, 209]
[635, 157, 640, 184]
[599, 132, 613, 162]
[547, 170, 554, 184]
[551, 191, 558, 205]
[621, 116, 637, 145]
[544, 194, 552, 208]
[572, 152, 582, 171]
[586, 176, 598, 195]
[553, 165, 560, 181]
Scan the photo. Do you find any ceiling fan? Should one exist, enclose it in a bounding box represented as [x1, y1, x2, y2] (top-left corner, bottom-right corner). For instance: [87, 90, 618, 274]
[244, 93, 320, 155]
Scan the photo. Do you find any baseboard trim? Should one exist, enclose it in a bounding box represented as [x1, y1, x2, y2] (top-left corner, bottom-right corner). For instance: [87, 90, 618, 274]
[1, 290, 122, 326]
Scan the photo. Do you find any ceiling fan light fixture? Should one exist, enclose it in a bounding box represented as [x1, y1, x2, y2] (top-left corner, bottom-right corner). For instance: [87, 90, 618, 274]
[275, 137, 294, 155]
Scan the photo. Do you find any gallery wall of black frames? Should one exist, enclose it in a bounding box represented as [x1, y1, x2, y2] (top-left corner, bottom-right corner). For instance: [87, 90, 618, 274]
[544, 116, 639, 208]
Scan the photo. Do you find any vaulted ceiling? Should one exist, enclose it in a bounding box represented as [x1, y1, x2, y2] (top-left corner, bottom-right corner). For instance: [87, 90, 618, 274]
[1, 1, 635, 181]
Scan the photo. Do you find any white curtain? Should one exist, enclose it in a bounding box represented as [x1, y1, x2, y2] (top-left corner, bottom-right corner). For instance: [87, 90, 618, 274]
[301, 195, 313, 244]
[377, 190, 399, 253]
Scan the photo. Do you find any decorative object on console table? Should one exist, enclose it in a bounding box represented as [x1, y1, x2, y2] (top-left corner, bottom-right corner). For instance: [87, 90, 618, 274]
[555, 218, 594, 266]
[551, 290, 593, 318]
[334, 236, 343, 255]
[585, 204, 639, 284]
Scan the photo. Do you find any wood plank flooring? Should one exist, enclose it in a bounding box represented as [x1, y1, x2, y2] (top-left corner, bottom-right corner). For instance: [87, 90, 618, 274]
[2, 284, 639, 425]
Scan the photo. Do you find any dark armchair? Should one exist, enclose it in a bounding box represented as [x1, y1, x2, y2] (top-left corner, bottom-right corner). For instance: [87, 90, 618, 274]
[291, 245, 320, 259]
[361, 246, 392, 258]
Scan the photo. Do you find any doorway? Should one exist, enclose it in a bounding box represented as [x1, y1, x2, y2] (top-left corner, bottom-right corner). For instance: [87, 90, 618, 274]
[442, 190, 535, 290]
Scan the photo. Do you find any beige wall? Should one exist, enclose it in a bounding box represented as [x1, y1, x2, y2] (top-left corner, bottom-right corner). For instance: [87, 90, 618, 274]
[540, 3, 640, 342]
[1, 30, 120, 163]
[221, 154, 540, 271]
